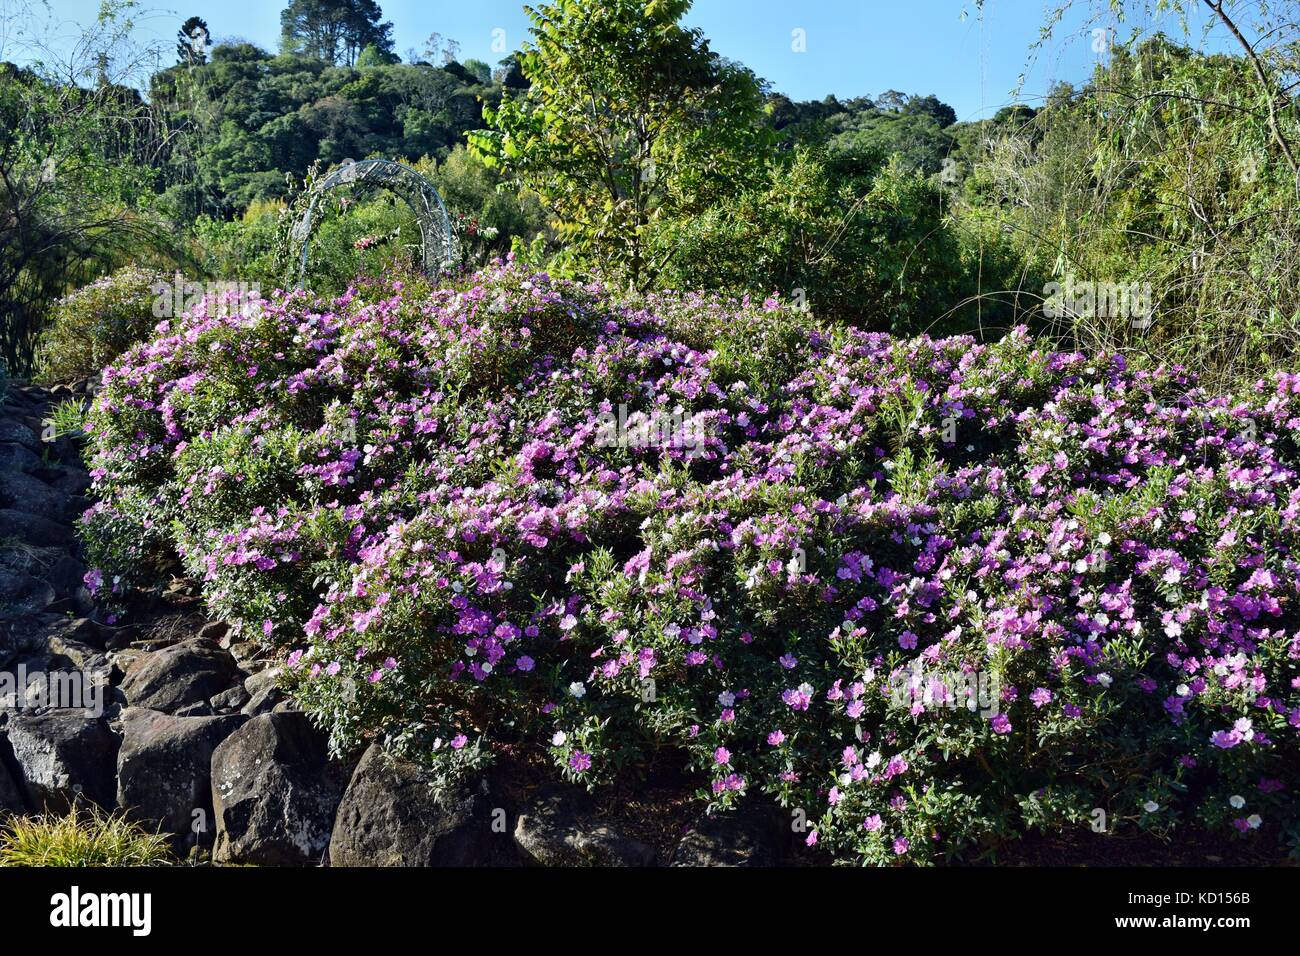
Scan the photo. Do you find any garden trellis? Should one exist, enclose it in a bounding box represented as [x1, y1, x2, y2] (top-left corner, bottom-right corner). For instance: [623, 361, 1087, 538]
[290, 159, 458, 288]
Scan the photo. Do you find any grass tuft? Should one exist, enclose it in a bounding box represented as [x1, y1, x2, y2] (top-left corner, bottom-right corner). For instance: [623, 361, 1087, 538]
[0, 807, 175, 867]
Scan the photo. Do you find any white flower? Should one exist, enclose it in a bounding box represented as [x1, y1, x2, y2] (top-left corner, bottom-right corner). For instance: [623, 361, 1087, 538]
[1073, 559, 1088, 574]
[1143, 801, 1160, 813]
[1097, 532, 1112, 546]
[1229, 794, 1246, 809]
[863, 667, 876, 684]
[552, 731, 567, 746]
[568, 681, 586, 699]
[1246, 814, 1262, 829]
[1234, 717, 1254, 741]
[718, 690, 736, 708]
[1176, 684, 1189, 697]
[1096, 673, 1113, 688]
[865, 751, 882, 769]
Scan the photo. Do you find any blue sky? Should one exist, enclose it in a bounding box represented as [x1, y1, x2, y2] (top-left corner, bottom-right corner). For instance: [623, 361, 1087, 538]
[7, 0, 1228, 121]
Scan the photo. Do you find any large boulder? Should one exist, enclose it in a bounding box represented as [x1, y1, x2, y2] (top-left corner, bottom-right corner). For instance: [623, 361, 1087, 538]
[329, 744, 516, 867]
[116, 708, 248, 844]
[513, 787, 655, 867]
[211, 712, 352, 866]
[5, 711, 118, 811]
[120, 638, 239, 714]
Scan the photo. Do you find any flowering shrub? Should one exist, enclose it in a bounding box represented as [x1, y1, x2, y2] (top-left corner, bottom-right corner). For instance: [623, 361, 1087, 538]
[82, 259, 1300, 863]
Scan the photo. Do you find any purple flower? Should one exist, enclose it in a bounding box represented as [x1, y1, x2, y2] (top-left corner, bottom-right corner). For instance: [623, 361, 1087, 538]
[569, 751, 592, 771]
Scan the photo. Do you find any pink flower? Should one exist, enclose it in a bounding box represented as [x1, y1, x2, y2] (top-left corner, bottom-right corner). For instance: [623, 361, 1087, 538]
[714, 746, 731, 765]
[893, 837, 910, 855]
[990, 713, 1012, 734]
[569, 751, 592, 771]
[450, 734, 468, 749]
[864, 814, 883, 832]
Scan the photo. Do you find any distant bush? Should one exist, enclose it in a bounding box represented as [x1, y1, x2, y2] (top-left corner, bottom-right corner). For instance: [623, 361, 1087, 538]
[35, 266, 164, 384]
[82, 260, 1300, 863]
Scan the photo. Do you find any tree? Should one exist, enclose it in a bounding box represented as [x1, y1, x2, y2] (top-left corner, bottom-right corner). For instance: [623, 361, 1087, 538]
[356, 42, 399, 68]
[176, 16, 210, 66]
[279, 0, 393, 67]
[0, 5, 171, 373]
[463, 58, 492, 85]
[470, 0, 769, 289]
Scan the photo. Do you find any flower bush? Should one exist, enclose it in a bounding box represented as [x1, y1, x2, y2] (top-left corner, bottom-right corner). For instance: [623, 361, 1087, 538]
[82, 259, 1300, 863]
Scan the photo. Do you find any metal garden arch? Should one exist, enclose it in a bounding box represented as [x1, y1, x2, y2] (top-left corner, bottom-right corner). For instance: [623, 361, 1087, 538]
[290, 158, 458, 288]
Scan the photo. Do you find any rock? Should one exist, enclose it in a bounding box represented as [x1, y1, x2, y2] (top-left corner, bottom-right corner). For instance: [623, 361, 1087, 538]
[120, 638, 240, 714]
[0, 442, 40, 473]
[0, 571, 56, 616]
[211, 712, 352, 866]
[5, 711, 118, 811]
[51, 467, 91, 496]
[243, 667, 281, 698]
[44, 633, 108, 672]
[43, 555, 89, 602]
[0, 470, 71, 520]
[197, 620, 228, 643]
[0, 757, 26, 814]
[329, 744, 516, 867]
[174, 701, 214, 718]
[513, 787, 655, 867]
[0, 421, 38, 450]
[0, 509, 72, 547]
[209, 686, 250, 712]
[670, 807, 788, 867]
[229, 643, 262, 665]
[116, 708, 247, 843]
[240, 685, 285, 716]
[239, 666, 285, 714]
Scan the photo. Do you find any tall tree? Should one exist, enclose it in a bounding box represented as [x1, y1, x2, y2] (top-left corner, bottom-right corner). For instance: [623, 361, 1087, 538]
[470, 0, 769, 289]
[279, 0, 394, 67]
[176, 16, 210, 66]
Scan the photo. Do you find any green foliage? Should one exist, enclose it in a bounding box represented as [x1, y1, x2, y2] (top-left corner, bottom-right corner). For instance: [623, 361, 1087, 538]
[471, 0, 770, 289]
[279, 0, 394, 66]
[660, 146, 964, 333]
[0, 31, 170, 373]
[958, 36, 1300, 389]
[0, 807, 175, 867]
[34, 266, 164, 384]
